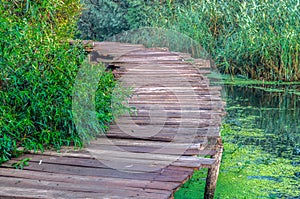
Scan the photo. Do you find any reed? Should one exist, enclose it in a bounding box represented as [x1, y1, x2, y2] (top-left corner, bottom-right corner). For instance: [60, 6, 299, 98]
[145, 0, 300, 81]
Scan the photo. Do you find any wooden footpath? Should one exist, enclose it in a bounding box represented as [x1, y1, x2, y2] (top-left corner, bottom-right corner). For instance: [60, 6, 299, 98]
[0, 42, 225, 199]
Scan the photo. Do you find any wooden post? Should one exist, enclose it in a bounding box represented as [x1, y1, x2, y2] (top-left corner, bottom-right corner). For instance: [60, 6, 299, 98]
[204, 138, 223, 199]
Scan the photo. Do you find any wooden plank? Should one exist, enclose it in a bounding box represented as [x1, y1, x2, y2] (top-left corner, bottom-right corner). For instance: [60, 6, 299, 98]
[106, 132, 220, 140]
[0, 177, 171, 199]
[116, 72, 211, 76]
[121, 68, 202, 72]
[0, 186, 104, 199]
[88, 150, 215, 169]
[0, 168, 179, 191]
[126, 114, 224, 120]
[127, 105, 224, 111]
[129, 86, 222, 91]
[128, 109, 224, 114]
[87, 144, 206, 156]
[108, 125, 221, 136]
[1, 161, 192, 183]
[86, 144, 203, 157]
[91, 138, 201, 148]
[129, 93, 221, 98]
[113, 63, 211, 69]
[114, 120, 221, 128]
[125, 113, 223, 120]
[131, 91, 222, 96]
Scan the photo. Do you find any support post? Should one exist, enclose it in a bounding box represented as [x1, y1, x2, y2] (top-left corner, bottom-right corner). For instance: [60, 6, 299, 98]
[204, 138, 223, 199]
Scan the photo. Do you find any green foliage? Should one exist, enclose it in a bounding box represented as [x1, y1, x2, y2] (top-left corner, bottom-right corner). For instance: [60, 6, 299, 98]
[78, 0, 128, 40]
[77, 0, 155, 41]
[72, 61, 129, 144]
[0, 1, 122, 163]
[0, 134, 16, 164]
[145, 0, 300, 81]
[11, 158, 31, 170]
[0, 1, 84, 163]
[123, 0, 155, 30]
[78, 0, 300, 81]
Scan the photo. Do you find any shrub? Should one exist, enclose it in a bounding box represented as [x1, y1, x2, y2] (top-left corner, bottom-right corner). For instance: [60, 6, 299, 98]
[78, 0, 128, 41]
[0, 0, 119, 163]
[0, 0, 84, 163]
[77, 0, 155, 41]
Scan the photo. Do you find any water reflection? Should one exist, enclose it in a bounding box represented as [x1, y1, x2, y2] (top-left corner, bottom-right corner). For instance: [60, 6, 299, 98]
[224, 85, 300, 161]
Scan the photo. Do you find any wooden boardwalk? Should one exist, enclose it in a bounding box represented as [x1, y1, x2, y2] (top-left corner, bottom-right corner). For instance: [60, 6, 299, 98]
[0, 42, 225, 199]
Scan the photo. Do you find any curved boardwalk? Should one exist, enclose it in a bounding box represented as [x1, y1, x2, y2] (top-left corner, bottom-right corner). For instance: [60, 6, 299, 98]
[0, 42, 225, 199]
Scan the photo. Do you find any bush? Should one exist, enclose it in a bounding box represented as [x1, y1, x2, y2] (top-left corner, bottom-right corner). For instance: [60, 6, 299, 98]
[77, 0, 155, 41]
[0, 1, 119, 163]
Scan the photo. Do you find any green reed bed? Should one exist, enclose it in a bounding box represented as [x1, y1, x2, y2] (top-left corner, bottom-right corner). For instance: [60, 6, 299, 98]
[79, 0, 300, 81]
[145, 0, 300, 81]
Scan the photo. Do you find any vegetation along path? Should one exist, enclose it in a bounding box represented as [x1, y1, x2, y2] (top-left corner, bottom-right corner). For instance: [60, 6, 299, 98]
[0, 42, 225, 199]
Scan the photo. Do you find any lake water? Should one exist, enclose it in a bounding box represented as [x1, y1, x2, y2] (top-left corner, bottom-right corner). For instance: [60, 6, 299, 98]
[224, 85, 300, 163]
[219, 85, 300, 198]
[175, 84, 300, 199]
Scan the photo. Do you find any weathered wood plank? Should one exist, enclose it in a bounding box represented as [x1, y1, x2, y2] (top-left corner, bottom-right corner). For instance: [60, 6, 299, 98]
[0, 168, 179, 191]
[0, 186, 103, 199]
[1, 161, 193, 183]
[0, 177, 171, 199]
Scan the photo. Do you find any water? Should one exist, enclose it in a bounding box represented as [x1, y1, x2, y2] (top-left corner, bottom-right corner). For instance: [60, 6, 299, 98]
[224, 85, 300, 162]
[175, 84, 300, 199]
[222, 85, 300, 198]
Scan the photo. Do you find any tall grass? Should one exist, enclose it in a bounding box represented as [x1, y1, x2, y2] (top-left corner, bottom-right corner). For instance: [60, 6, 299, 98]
[145, 0, 300, 81]
[78, 0, 300, 81]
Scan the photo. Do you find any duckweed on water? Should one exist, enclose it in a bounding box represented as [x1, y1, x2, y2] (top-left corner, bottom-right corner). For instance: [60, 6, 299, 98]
[175, 85, 299, 199]
[216, 125, 299, 199]
[175, 125, 300, 199]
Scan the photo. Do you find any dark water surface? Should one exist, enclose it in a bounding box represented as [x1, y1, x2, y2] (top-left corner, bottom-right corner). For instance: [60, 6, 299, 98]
[223, 85, 300, 198]
[224, 85, 300, 162]
[175, 84, 300, 199]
